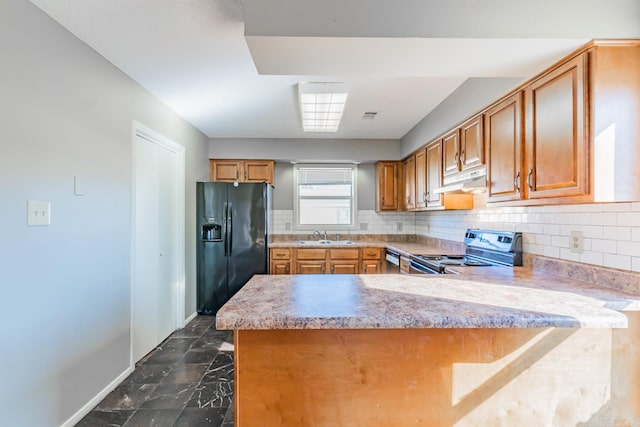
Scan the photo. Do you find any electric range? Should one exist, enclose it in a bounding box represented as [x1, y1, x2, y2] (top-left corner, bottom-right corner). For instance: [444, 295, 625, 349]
[409, 229, 523, 274]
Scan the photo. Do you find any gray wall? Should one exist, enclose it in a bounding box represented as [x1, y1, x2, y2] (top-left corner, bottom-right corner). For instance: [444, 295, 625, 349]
[210, 137, 401, 162]
[0, 1, 208, 425]
[272, 162, 375, 211]
[401, 77, 524, 157]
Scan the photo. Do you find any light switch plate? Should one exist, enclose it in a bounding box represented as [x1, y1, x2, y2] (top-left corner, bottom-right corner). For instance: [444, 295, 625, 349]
[27, 200, 51, 226]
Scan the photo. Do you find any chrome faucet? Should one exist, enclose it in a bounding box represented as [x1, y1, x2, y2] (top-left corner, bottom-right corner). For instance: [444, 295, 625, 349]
[313, 230, 321, 240]
[323, 230, 328, 241]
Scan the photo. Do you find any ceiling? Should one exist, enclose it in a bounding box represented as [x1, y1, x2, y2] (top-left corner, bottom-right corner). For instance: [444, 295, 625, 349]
[28, 0, 639, 140]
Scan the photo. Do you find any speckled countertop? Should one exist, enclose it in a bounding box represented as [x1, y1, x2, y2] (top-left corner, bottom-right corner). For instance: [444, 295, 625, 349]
[218, 240, 640, 330]
[216, 267, 640, 330]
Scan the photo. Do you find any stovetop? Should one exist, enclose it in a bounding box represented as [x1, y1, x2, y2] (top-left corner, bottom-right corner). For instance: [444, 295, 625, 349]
[410, 229, 523, 274]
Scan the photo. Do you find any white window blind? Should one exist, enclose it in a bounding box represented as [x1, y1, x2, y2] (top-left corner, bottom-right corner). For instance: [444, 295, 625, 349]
[294, 165, 357, 228]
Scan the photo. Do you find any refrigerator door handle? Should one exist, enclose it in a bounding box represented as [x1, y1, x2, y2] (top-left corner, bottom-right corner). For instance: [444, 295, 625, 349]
[223, 202, 229, 256]
[228, 202, 233, 256]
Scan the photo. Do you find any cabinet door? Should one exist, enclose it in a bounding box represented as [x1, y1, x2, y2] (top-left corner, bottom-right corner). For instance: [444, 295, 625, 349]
[403, 156, 416, 210]
[329, 261, 358, 274]
[525, 54, 588, 200]
[415, 149, 427, 209]
[426, 140, 443, 208]
[375, 162, 399, 211]
[443, 129, 460, 177]
[296, 261, 325, 274]
[245, 160, 274, 185]
[210, 160, 243, 182]
[460, 115, 484, 170]
[486, 93, 524, 203]
[270, 261, 291, 275]
[361, 260, 380, 274]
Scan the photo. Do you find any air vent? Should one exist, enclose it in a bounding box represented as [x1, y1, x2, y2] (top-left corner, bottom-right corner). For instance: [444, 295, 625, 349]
[362, 112, 378, 120]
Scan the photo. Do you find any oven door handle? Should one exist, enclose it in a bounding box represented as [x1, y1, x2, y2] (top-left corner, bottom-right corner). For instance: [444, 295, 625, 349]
[409, 260, 440, 274]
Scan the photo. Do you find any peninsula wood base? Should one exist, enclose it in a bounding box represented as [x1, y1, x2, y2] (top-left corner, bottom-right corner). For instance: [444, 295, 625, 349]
[234, 316, 640, 426]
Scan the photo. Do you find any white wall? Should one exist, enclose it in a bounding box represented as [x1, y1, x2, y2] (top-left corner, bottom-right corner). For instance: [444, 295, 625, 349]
[0, 1, 208, 425]
[210, 137, 402, 163]
[400, 77, 523, 157]
[416, 196, 640, 272]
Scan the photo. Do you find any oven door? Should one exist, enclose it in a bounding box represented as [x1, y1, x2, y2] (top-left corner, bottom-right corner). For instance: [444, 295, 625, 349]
[409, 260, 440, 274]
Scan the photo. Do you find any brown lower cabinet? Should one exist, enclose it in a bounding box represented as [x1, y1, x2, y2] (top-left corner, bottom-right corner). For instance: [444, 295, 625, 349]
[269, 247, 384, 275]
[295, 248, 326, 274]
[269, 248, 292, 275]
[361, 248, 382, 274]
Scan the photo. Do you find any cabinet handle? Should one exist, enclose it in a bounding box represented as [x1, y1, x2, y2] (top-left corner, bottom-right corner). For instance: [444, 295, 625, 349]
[363, 265, 367, 273]
[235, 170, 239, 180]
[322, 265, 325, 274]
[275, 253, 286, 257]
[461, 150, 466, 164]
[454, 152, 459, 165]
[285, 264, 290, 274]
[527, 169, 533, 190]
[423, 192, 427, 203]
[244, 171, 247, 180]
[514, 171, 520, 193]
[331, 265, 335, 274]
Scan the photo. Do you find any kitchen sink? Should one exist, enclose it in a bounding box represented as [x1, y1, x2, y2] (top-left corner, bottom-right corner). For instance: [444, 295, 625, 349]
[297, 240, 354, 245]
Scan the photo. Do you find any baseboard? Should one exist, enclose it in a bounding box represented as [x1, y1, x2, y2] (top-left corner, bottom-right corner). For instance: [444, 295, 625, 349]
[184, 311, 198, 326]
[60, 365, 133, 427]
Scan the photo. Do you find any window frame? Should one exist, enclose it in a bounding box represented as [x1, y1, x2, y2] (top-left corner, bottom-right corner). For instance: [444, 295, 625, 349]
[293, 163, 358, 230]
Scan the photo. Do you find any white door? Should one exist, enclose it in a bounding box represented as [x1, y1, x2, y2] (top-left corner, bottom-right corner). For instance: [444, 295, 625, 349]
[131, 123, 185, 363]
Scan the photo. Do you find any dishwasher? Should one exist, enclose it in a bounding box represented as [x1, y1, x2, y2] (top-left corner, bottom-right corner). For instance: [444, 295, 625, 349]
[384, 249, 400, 273]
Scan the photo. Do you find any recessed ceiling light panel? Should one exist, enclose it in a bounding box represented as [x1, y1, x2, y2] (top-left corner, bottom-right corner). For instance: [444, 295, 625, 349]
[298, 83, 348, 132]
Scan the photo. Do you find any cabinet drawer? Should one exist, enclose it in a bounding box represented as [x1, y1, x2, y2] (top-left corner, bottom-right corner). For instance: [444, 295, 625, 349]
[296, 248, 327, 259]
[329, 248, 360, 259]
[361, 248, 381, 260]
[271, 248, 291, 260]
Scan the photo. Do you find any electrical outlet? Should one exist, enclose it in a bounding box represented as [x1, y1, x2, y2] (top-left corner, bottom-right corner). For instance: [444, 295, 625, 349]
[359, 222, 368, 231]
[27, 200, 51, 226]
[396, 222, 403, 232]
[570, 230, 584, 253]
[285, 222, 291, 231]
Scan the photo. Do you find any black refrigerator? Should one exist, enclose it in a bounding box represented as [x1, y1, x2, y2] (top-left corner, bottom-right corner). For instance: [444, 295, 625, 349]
[196, 182, 271, 314]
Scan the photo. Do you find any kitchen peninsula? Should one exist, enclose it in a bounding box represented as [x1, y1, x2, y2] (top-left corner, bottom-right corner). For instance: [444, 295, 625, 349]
[217, 268, 640, 426]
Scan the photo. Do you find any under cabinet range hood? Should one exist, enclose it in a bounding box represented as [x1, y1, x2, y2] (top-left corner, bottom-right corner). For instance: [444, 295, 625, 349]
[434, 167, 487, 194]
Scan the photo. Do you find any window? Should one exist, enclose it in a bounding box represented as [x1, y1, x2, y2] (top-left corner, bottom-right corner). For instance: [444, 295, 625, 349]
[294, 164, 357, 229]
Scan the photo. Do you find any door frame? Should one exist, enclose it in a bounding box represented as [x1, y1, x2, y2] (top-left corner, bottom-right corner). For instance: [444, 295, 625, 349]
[130, 120, 186, 366]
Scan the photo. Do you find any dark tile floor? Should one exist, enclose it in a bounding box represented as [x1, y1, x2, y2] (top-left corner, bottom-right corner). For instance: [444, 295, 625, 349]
[77, 316, 234, 427]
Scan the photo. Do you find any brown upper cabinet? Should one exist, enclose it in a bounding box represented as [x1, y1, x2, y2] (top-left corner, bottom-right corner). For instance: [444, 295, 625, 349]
[524, 54, 588, 201]
[460, 115, 484, 171]
[403, 155, 416, 211]
[210, 159, 275, 186]
[375, 161, 400, 211]
[443, 115, 484, 179]
[485, 92, 524, 203]
[442, 129, 460, 178]
[415, 149, 427, 209]
[425, 140, 444, 208]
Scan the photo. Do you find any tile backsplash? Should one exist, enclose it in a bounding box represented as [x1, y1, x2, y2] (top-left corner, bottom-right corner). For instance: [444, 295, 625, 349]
[272, 199, 640, 273]
[416, 195, 640, 273]
[271, 210, 416, 235]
